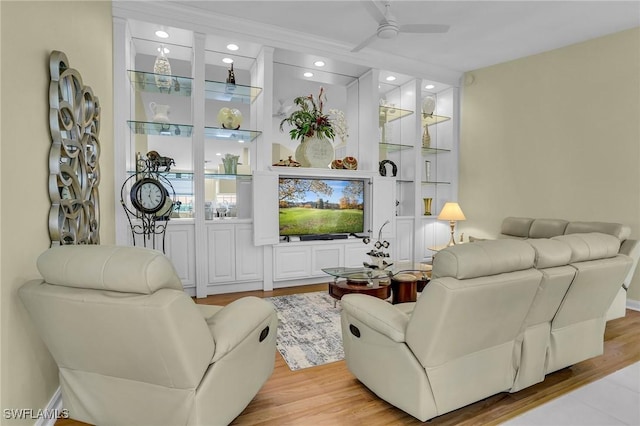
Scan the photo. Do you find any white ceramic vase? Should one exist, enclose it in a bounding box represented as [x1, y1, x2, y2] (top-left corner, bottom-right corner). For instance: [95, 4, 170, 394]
[153, 45, 172, 90]
[296, 135, 334, 168]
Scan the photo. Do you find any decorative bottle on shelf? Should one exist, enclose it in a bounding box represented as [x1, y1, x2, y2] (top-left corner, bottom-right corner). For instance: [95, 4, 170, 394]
[422, 124, 431, 148]
[226, 63, 236, 84]
[153, 45, 172, 91]
[422, 96, 436, 148]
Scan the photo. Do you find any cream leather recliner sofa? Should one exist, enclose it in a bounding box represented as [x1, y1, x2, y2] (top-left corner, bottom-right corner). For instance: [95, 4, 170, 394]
[499, 217, 640, 320]
[19, 245, 278, 426]
[340, 234, 632, 422]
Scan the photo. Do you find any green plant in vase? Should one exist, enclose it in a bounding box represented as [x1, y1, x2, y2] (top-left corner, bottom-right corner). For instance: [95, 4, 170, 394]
[279, 87, 336, 168]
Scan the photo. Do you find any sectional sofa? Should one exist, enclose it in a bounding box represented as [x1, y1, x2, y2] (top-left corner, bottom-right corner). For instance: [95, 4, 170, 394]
[497, 217, 639, 320]
[340, 225, 634, 421]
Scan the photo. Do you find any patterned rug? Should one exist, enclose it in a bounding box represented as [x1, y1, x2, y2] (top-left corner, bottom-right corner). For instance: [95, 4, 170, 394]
[266, 291, 344, 371]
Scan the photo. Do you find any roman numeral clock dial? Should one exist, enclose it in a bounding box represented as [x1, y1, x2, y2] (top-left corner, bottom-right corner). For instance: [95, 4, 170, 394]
[129, 177, 168, 214]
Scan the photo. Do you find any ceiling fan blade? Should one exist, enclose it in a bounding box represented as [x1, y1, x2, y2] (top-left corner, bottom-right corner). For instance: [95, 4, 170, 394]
[398, 24, 450, 34]
[351, 32, 379, 52]
[361, 0, 386, 23]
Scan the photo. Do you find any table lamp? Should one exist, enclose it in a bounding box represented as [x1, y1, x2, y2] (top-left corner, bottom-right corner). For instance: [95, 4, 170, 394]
[437, 202, 466, 246]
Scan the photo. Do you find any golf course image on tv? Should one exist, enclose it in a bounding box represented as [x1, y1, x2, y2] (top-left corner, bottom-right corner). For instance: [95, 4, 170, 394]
[278, 177, 365, 236]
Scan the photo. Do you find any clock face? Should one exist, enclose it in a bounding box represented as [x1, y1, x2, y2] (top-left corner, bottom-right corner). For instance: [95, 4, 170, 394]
[130, 178, 167, 214]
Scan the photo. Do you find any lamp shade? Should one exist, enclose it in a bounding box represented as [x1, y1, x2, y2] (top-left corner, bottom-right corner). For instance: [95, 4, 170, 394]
[437, 202, 466, 221]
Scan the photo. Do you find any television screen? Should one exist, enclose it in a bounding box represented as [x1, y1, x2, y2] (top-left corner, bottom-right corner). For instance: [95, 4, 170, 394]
[278, 177, 365, 236]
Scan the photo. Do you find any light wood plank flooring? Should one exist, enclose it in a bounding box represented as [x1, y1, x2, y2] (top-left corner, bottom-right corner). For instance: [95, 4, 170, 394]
[57, 283, 640, 425]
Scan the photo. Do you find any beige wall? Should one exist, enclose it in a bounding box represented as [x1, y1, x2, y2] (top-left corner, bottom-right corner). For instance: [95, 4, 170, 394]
[459, 28, 640, 301]
[1, 0, 113, 421]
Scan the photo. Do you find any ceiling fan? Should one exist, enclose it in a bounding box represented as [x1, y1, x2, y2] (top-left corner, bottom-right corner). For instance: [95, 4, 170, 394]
[273, 99, 293, 117]
[351, 0, 450, 53]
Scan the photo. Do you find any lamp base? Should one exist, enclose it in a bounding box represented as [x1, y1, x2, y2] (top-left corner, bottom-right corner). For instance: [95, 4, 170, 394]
[447, 220, 457, 246]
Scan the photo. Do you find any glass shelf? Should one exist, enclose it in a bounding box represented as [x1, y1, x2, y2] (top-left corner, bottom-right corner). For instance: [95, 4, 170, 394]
[127, 170, 192, 176]
[205, 173, 252, 180]
[422, 114, 451, 126]
[397, 179, 414, 183]
[127, 120, 193, 137]
[422, 146, 451, 155]
[205, 80, 263, 104]
[127, 70, 192, 96]
[204, 126, 261, 142]
[379, 105, 414, 124]
[126, 171, 253, 180]
[379, 142, 414, 153]
[421, 180, 451, 185]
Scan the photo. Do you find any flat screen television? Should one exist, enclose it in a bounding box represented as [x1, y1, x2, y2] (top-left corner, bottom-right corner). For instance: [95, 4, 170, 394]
[278, 177, 365, 237]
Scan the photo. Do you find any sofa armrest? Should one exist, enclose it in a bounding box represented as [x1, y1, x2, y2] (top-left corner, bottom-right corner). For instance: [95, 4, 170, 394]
[619, 239, 640, 290]
[341, 294, 409, 342]
[206, 296, 276, 363]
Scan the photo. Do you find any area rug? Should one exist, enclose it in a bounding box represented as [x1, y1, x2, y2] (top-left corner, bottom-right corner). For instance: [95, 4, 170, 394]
[266, 291, 344, 371]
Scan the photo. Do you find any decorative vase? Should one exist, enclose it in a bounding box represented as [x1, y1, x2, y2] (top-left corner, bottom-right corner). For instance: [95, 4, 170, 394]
[153, 45, 172, 90]
[149, 102, 170, 123]
[425, 160, 431, 182]
[294, 143, 311, 167]
[423, 198, 433, 216]
[222, 154, 239, 174]
[296, 135, 334, 168]
[217, 107, 243, 129]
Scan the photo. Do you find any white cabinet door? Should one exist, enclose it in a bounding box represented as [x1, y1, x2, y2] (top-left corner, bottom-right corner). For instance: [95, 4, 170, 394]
[235, 224, 263, 281]
[345, 242, 369, 268]
[311, 244, 343, 276]
[395, 218, 415, 262]
[371, 176, 396, 239]
[274, 245, 311, 280]
[207, 224, 235, 284]
[164, 223, 196, 289]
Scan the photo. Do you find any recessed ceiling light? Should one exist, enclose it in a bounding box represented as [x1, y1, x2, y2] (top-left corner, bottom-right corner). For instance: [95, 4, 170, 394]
[304, 72, 314, 78]
[155, 30, 169, 39]
[425, 84, 435, 89]
[222, 57, 234, 64]
[226, 44, 239, 51]
[386, 75, 396, 81]
[157, 47, 170, 54]
[314, 60, 325, 67]
[216, 153, 222, 156]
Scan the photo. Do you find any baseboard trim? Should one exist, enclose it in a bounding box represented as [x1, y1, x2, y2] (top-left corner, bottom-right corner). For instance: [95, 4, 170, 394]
[627, 298, 640, 312]
[35, 386, 62, 426]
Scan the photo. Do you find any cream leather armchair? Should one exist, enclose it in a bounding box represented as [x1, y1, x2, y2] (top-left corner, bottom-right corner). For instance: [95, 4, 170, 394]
[19, 245, 278, 426]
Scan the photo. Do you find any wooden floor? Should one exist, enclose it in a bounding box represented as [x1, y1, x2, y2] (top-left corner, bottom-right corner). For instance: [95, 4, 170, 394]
[57, 283, 640, 425]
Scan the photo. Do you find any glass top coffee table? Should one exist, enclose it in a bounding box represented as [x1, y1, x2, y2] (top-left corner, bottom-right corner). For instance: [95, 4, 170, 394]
[322, 262, 431, 305]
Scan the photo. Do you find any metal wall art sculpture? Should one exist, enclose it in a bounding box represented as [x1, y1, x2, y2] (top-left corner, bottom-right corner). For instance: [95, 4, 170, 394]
[48, 51, 101, 245]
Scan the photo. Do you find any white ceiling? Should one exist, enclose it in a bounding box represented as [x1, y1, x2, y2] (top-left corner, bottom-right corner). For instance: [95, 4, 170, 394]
[169, 0, 640, 74]
[119, 0, 640, 87]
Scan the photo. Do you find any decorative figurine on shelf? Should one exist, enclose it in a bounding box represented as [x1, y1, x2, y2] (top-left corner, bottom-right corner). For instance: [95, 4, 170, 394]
[146, 150, 175, 172]
[342, 156, 358, 170]
[226, 62, 236, 85]
[272, 156, 301, 167]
